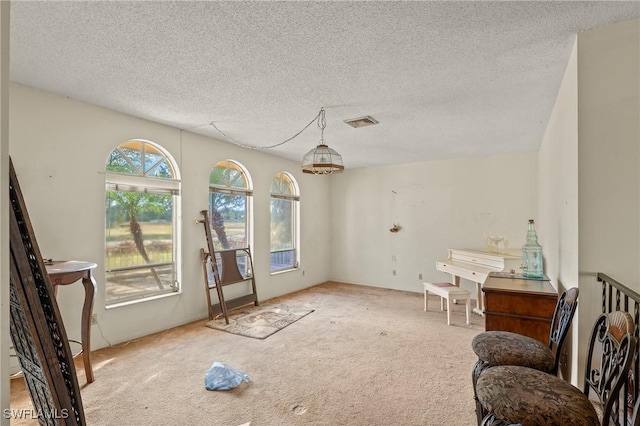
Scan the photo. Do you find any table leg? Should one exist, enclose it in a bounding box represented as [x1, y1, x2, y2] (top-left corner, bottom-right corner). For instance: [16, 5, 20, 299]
[80, 274, 96, 383]
[473, 282, 485, 316]
[423, 287, 428, 311]
[450, 274, 460, 304]
[451, 275, 460, 287]
[466, 296, 471, 324]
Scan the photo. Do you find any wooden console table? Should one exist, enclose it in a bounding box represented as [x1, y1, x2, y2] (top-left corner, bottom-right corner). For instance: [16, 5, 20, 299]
[482, 273, 557, 345]
[46, 260, 97, 383]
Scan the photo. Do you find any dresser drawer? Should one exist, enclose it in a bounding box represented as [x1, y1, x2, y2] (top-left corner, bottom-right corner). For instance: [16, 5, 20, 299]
[484, 290, 557, 318]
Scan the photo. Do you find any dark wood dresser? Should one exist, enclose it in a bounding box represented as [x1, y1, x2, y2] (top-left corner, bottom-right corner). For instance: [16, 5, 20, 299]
[482, 273, 558, 344]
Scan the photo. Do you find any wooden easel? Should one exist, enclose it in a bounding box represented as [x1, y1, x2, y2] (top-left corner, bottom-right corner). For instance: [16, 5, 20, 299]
[197, 210, 258, 324]
[9, 157, 86, 425]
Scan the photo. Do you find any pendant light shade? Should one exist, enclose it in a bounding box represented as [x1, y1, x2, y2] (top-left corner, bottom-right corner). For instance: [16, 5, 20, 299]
[301, 108, 344, 175]
[301, 143, 344, 175]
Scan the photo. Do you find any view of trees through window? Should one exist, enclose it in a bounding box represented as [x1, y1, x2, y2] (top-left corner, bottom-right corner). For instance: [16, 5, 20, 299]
[104, 151, 298, 305]
[105, 141, 180, 305]
[270, 172, 299, 272]
[208, 161, 251, 251]
[208, 192, 247, 250]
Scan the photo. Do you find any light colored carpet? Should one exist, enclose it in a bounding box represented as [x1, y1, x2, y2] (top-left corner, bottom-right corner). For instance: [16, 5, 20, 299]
[9, 281, 485, 425]
[205, 303, 315, 339]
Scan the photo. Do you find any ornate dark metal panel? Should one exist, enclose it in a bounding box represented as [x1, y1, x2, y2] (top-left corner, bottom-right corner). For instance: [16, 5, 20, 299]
[598, 272, 640, 426]
[8, 158, 85, 425]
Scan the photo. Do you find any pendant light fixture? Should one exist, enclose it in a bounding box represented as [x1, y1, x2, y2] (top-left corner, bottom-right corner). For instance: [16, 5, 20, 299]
[301, 108, 344, 175]
[209, 107, 345, 175]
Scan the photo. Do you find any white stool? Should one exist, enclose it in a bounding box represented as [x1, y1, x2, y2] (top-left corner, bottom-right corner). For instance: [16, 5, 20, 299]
[423, 282, 470, 325]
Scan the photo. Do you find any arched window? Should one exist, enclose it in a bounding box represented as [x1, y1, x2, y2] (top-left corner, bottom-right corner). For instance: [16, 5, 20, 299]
[105, 140, 181, 306]
[270, 172, 299, 272]
[208, 160, 253, 251]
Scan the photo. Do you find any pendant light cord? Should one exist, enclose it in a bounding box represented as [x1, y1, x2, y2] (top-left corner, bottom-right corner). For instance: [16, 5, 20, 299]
[317, 108, 326, 145]
[208, 108, 324, 151]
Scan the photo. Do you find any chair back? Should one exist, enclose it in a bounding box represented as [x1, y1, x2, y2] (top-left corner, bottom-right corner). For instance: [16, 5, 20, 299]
[548, 287, 579, 374]
[632, 398, 640, 426]
[584, 310, 636, 426]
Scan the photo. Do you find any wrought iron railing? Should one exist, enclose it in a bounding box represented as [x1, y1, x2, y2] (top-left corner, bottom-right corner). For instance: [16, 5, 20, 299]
[597, 272, 640, 425]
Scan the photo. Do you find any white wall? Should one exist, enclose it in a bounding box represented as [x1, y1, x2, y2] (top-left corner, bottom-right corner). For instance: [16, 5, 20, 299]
[8, 83, 332, 349]
[577, 18, 640, 377]
[537, 38, 579, 383]
[330, 153, 538, 295]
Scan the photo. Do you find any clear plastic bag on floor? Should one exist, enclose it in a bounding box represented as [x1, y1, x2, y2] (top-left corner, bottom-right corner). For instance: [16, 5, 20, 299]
[204, 362, 250, 391]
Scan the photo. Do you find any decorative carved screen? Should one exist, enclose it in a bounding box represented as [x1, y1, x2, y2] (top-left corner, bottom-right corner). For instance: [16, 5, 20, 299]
[8, 158, 85, 425]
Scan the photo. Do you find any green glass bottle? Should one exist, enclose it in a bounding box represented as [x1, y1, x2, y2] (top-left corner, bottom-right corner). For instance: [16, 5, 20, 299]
[522, 219, 544, 279]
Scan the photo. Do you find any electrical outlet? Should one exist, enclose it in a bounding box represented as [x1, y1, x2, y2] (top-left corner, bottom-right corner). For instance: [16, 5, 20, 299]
[392, 270, 397, 276]
[91, 313, 98, 325]
[418, 273, 423, 280]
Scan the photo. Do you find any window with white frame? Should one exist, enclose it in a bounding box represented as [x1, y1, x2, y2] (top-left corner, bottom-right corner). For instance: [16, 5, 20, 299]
[270, 172, 299, 272]
[105, 140, 181, 306]
[208, 160, 253, 251]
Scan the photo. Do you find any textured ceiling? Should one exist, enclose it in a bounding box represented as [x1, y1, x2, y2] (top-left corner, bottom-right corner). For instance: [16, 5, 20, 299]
[9, 1, 640, 170]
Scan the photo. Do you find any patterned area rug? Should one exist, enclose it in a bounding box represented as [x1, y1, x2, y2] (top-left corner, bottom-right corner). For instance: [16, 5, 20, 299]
[205, 303, 314, 339]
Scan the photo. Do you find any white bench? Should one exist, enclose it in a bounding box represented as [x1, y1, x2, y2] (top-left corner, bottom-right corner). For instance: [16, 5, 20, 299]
[423, 282, 470, 325]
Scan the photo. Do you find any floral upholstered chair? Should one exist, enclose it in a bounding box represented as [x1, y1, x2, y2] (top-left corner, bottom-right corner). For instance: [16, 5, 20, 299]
[475, 310, 635, 426]
[471, 287, 579, 423]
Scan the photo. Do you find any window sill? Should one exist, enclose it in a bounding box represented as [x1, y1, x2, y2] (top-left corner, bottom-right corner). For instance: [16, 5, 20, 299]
[106, 289, 181, 309]
[270, 267, 299, 276]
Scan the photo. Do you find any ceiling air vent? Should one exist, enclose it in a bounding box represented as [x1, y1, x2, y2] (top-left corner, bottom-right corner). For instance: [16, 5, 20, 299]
[344, 115, 379, 129]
